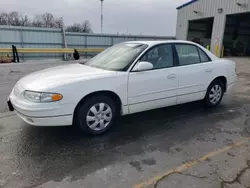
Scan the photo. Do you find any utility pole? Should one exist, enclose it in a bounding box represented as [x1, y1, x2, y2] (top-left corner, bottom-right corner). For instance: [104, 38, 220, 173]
[61, 17, 68, 60]
[61, 17, 67, 49]
[100, 0, 104, 33]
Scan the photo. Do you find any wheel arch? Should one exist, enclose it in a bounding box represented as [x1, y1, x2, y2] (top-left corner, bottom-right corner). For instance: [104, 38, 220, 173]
[73, 90, 122, 123]
[209, 76, 227, 92]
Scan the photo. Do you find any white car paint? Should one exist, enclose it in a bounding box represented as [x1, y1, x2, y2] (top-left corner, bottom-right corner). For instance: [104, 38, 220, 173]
[8, 40, 237, 127]
[128, 67, 178, 114]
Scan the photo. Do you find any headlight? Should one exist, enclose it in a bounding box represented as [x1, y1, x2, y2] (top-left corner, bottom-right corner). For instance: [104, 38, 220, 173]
[24, 91, 63, 103]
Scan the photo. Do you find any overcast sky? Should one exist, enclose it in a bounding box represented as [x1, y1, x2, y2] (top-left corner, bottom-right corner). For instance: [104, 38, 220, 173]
[1, 0, 187, 36]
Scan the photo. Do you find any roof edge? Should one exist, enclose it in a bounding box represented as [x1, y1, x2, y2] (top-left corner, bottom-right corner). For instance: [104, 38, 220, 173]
[176, 0, 198, 10]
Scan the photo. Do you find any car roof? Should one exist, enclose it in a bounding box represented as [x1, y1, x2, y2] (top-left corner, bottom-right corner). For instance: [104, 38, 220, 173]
[124, 40, 197, 47]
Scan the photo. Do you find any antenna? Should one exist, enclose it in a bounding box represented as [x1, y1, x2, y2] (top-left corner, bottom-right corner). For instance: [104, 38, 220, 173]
[100, 0, 104, 33]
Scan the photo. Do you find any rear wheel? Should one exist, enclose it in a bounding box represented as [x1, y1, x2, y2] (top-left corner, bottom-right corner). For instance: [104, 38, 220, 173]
[204, 80, 224, 107]
[75, 95, 117, 135]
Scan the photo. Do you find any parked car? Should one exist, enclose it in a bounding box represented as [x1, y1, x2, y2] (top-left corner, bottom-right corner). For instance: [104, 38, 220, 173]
[7, 41, 237, 135]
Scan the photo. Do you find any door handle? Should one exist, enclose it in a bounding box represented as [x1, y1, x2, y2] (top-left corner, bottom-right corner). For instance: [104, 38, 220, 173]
[205, 68, 212, 72]
[167, 74, 176, 79]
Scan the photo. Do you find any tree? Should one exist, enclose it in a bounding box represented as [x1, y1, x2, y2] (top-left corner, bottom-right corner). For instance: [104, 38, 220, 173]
[0, 11, 29, 26]
[31, 15, 43, 27]
[31, 13, 60, 28]
[66, 23, 82, 32]
[41, 13, 58, 28]
[8, 11, 23, 26]
[54, 18, 62, 28]
[21, 15, 30, 26]
[0, 13, 8, 25]
[0, 11, 93, 33]
[81, 20, 92, 33]
[66, 20, 92, 33]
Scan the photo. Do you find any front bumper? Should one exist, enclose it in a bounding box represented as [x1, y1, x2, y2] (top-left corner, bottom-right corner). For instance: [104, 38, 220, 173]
[14, 108, 73, 126]
[8, 88, 74, 126]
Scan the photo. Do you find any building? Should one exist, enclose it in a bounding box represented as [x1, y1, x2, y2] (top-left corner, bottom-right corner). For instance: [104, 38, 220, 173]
[176, 0, 250, 57]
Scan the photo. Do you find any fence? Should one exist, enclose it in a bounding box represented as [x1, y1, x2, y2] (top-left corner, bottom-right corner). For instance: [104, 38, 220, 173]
[0, 25, 175, 60]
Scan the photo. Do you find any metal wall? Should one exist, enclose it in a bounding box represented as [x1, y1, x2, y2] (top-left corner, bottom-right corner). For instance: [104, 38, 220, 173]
[176, 0, 250, 54]
[0, 25, 174, 60]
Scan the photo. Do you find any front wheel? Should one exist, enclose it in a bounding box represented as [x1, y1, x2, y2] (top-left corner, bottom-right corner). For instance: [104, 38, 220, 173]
[204, 80, 224, 107]
[75, 95, 117, 135]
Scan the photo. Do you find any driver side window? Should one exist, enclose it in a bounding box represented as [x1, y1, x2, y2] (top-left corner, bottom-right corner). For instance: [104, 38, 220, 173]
[140, 44, 174, 70]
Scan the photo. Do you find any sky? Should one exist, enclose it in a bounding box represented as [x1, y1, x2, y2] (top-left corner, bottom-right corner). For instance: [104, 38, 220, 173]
[0, 0, 187, 36]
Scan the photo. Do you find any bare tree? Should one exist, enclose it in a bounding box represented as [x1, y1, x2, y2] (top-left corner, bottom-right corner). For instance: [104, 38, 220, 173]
[66, 20, 92, 33]
[21, 15, 30, 26]
[66, 23, 82, 32]
[0, 11, 93, 32]
[0, 13, 9, 25]
[31, 13, 61, 28]
[81, 20, 92, 33]
[41, 13, 57, 28]
[31, 15, 43, 27]
[0, 11, 29, 26]
[54, 18, 62, 28]
[8, 11, 22, 26]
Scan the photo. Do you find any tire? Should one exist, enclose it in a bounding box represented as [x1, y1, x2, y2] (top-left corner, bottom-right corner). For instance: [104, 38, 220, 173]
[204, 80, 225, 108]
[75, 95, 117, 135]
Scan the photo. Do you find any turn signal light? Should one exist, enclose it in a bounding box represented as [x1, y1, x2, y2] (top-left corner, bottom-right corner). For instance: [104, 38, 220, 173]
[51, 94, 63, 101]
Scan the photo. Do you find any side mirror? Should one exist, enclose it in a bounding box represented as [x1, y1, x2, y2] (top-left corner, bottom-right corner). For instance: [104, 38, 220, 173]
[133, 61, 153, 71]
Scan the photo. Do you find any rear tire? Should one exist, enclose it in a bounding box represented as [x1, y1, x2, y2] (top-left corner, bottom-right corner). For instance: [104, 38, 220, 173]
[75, 95, 117, 135]
[204, 80, 225, 108]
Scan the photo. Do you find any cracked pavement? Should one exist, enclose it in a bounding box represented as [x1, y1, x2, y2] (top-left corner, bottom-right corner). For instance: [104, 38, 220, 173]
[1, 58, 250, 188]
[219, 160, 250, 188]
[150, 147, 250, 188]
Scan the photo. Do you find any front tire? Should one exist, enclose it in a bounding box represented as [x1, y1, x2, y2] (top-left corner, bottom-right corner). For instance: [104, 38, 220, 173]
[204, 80, 224, 107]
[75, 95, 117, 135]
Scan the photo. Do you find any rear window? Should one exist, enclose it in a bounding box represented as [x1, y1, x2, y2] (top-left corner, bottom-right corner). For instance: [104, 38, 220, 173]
[175, 44, 211, 66]
[175, 44, 200, 66]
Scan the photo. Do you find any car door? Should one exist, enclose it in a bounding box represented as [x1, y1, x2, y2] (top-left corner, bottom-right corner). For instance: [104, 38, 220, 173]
[128, 44, 178, 114]
[173, 43, 214, 104]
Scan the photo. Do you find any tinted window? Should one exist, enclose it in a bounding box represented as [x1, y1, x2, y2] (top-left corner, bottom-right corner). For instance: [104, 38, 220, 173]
[140, 44, 173, 69]
[175, 44, 200, 66]
[198, 48, 210, 62]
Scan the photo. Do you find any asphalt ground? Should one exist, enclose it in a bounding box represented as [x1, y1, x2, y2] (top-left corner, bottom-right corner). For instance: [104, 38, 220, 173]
[0, 58, 250, 188]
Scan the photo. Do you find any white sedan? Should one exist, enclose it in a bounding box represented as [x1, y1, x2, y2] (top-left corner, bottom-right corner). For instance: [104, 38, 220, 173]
[8, 41, 237, 135]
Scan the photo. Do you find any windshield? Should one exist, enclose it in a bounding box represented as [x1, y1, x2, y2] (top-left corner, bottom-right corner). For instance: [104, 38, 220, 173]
[82, 43, 148, 71]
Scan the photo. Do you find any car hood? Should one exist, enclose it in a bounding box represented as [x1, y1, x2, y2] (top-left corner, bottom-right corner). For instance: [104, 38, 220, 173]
[18, 63, 116, 91]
